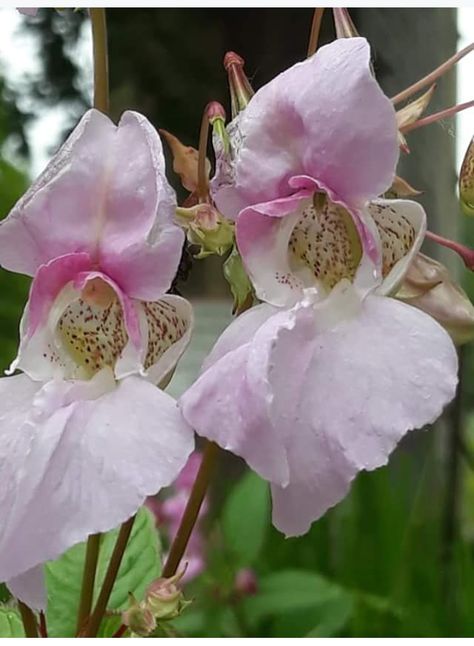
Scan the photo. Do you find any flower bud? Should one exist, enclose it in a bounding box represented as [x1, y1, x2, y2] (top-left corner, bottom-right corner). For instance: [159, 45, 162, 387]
[122, 594, 156, 637]
[234, 568, 258, 597]
[460, 136, 474, 217]
[397, 253, 474, 345]
[145, 570, 189, 620]
[176, 203, 234, 258]
[224, 51, 254, 119]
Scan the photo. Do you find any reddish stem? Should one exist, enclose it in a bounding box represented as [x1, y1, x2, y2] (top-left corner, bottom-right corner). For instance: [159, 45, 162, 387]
[39, 612, 48, 638]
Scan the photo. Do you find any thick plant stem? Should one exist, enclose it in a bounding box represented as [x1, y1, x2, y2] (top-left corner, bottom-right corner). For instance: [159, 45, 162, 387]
[18, 601, 38, 638]
[84, 516, 136, 637]
[197, 107, 211, 202]
[90, 8, 109, 114]
[76, 533, 102, 634]
[163, 442, 218, 577]
[307, 8, 324, 57]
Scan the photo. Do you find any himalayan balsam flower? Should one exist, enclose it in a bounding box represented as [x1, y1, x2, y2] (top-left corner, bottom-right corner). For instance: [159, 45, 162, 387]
[181, 38, 458, 536]
[0, 109, 195, 608]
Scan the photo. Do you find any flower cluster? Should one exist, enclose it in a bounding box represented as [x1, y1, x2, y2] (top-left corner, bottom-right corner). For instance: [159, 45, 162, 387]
[1, 8, 473, 631]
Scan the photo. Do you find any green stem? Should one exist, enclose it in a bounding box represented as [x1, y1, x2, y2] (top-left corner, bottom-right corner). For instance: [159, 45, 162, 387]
[307, 8, 325, 57]
[90, 8, 109, 113]
[18, 601, 38, 638]
[162, 442, 218, 578]
[76, 533, 102, 634]
[84, 516, 136, 637]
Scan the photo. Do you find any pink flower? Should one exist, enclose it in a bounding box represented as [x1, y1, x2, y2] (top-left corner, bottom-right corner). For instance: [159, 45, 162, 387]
[0, 109, 195, 608]
[17, 8, 38, 16]
[180, 38, 458, 537]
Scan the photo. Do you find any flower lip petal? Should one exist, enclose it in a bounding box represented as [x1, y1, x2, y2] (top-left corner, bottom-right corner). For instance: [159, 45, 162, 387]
[0, 372, 194, 585]
[7, 566, 45, 611]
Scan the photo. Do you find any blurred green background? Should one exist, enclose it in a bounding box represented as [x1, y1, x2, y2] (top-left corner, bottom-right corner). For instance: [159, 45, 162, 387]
[1, 7, 474, 637]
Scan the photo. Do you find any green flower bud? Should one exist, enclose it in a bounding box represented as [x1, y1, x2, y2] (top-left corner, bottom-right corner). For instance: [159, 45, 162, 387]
[122, 594, 156, 637]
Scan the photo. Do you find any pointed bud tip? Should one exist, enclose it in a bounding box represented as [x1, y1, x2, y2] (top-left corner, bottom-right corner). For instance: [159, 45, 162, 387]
[224, 51, 246, 71]
[206, 101, 226, 122]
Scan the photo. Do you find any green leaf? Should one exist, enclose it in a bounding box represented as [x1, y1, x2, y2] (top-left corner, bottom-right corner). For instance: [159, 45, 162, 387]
[304, 597, 353, 637]
[0, 606, 25, 637]
[223, 245, 253, 314]
[46, 507, 161, 637]
[222, 471, 269, 566]
[242, 569, 353, 626]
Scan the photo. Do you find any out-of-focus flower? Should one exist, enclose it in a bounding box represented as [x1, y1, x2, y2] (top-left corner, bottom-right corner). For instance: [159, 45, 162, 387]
[234, 568, 258, 597]
[17, 8, 38, 16]
[0, 109, 195, 609]
[180, 38, 457, 537]
[460, 136, 474, 217]
[397, 253, 474, 345]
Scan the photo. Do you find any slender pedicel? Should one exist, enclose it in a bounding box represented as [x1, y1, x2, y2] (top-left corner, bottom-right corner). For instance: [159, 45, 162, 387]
[400, 99, 474, 135]
[426, 231, 474, 270]
[18, 601, 38, 638]
[307, 8, 325, 57]
[162, 442, 218, 578]
[392, 42, 474, 105]
[90, 8, 109, 113]
[84, 516, 136, 637]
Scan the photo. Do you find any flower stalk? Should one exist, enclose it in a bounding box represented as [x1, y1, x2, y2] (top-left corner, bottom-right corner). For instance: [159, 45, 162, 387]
[162, 442, 218, 578]
[400, 99, 474, 134]
[76, 533, 102, 634]
[197, 106, 211, 202]
[90, 8, 109, 114]
[426, 230, 474, 270]
[84, 516, 136, 637]
[307, 8, 325, 57]
[18, 601, 38, 638]
[392, 41, 474, 105]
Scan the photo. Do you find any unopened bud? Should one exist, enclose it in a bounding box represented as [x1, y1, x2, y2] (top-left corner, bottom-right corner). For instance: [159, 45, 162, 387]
[224, 51, 254, 119]
[234, 568, 258, 597]
[397, 253, 474, 345]
[145, 570, 190, 620]
[460, 136, 474, 217]
[122, 594, 156, 637]
[176, 204, 234, 258]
